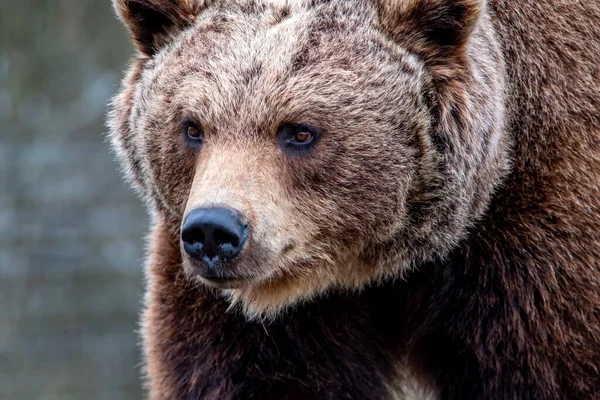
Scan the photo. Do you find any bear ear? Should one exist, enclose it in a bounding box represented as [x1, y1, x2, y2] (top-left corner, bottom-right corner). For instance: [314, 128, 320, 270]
[378, 0, 482, 64]
[113, 0, 207, 56]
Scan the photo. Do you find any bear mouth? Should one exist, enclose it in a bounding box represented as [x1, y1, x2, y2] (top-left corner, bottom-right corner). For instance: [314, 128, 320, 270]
[181, 253, 256, 290]
[198, 273, 245, 289]
[191, 261, 247, 288]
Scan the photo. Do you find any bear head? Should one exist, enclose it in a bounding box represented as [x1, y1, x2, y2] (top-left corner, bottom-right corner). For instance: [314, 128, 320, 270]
[109, 0, 509, 318]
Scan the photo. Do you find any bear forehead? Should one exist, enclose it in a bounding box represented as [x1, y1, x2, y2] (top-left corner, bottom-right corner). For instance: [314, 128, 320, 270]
[153, 1, 380, 71]
[136, 1, 423, 132]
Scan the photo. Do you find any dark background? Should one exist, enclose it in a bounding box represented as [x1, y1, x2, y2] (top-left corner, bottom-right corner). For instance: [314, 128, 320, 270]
[1, 1, 147, 398]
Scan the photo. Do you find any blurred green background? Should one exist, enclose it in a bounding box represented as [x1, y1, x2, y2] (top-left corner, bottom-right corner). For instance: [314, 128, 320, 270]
[0, 1, 147, 398]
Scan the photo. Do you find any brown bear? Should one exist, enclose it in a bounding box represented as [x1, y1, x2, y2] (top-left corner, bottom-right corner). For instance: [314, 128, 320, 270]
[108, 0, 600, 398]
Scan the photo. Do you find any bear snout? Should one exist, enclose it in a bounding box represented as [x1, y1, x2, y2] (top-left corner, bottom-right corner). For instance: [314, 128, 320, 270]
[181, 207, 249, 285]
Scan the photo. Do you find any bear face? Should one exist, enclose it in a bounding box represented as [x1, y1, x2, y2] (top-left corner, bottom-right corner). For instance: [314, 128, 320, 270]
[109, 0, 509, 318]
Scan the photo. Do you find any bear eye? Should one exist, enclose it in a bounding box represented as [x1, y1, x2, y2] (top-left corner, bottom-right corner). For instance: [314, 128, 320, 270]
[277, 123, 319, 154]
[292, 130, 313, 144]
[184, 121, 204, 143]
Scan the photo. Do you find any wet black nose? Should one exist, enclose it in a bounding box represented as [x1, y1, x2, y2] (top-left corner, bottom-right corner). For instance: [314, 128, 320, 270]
[181, 208, 248, 262]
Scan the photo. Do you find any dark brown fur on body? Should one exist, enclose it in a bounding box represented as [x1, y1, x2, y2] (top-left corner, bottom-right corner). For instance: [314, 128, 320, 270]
[108, 0, 600, 398]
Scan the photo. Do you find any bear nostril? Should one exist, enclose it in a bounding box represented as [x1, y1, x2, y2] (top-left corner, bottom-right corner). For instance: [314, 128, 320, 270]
[181, 208, 247, 262]
[213, 228, 240, 248]
[181, 226, 205, 245]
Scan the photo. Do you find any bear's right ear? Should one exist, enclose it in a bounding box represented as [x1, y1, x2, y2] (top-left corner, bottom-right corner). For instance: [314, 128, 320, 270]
[113, 0, 207, 56]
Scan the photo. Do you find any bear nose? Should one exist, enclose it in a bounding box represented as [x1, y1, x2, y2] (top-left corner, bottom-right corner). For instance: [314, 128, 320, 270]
[181, 208, 248, 263]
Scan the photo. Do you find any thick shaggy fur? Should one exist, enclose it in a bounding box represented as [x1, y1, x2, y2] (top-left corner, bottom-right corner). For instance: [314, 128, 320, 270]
[108, 0, 600, 398]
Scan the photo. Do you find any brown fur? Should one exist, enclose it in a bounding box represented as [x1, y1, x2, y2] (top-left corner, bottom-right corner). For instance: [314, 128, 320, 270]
[108, 0, 600, 398]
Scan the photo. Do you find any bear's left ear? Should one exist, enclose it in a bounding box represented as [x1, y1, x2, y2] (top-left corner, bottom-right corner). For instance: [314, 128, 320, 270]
[113, 0, 208, 56]
[378, 0, 482, 64]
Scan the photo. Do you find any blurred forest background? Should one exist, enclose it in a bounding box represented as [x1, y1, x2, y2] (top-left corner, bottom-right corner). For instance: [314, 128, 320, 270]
[1, 1, 147, 399]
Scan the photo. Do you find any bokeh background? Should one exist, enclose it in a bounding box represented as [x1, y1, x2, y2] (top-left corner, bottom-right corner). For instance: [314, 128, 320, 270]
[1, 1, 147, 398]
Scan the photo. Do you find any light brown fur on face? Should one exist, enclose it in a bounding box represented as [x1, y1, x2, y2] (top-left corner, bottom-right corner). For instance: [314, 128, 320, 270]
[110, 0, 508, 317]
[108, 0, 600, 398]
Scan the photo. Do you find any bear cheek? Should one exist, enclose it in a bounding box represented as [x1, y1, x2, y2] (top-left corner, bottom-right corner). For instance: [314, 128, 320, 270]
[144, 128, 197, 216]
[291, 137, 412, 246]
